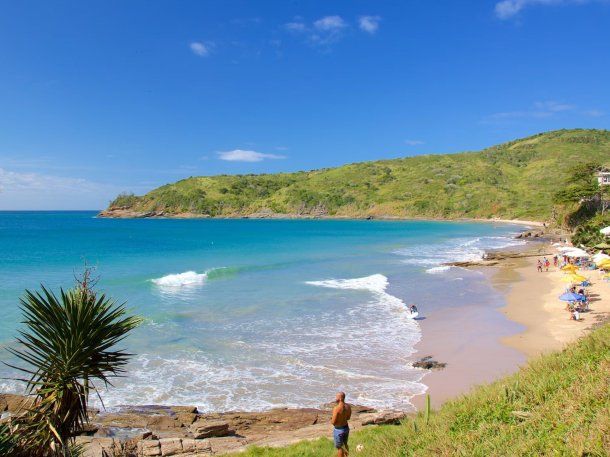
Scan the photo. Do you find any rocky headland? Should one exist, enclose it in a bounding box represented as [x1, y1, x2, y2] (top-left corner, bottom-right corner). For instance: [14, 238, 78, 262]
[1, 394, 414, 456]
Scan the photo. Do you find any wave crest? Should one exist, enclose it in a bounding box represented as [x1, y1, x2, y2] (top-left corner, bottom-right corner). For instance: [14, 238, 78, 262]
[151, 271, 207, 287]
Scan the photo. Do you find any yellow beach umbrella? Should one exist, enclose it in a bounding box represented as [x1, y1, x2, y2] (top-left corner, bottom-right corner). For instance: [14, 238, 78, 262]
[561, 264, 578, 272]
[561, 274, 587, 283]
[598, 259, 610, 268]
[570, 274, 587, 282]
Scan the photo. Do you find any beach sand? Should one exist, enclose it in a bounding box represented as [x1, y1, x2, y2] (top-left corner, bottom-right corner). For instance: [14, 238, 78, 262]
[412, 243, 610, 410]
[501, 254, 610, 356]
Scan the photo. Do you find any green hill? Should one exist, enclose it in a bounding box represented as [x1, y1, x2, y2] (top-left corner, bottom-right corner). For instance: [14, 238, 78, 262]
[102, 129, 610, 221]
[233, 322, 610, 456]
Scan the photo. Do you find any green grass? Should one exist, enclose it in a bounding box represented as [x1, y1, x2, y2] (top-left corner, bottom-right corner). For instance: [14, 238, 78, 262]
[106, 129, 610, 221]
[233, 322, 610, 456]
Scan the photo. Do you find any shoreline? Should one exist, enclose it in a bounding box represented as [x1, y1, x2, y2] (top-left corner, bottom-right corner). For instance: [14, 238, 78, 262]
[96, 208, 544, 227]
[412, 240, 610, 411]
[9, 235, 601, 455]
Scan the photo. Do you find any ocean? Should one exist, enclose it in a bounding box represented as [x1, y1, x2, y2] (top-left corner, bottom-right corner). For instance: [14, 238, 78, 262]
[0, 212, 526, 412]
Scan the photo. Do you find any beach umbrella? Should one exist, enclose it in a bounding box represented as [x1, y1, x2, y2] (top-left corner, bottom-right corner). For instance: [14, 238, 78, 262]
[594, 243, 610, 250]
[595, 259, 610, 267]
[564, 248, 589, 258]
[600, 226, 610, 236]
[593, 252, 610, 263]
[570, 274, 587, 282]
[557, 246, 575, 252]
[559, 292, 584, 301]
[561, 264, 578, 272]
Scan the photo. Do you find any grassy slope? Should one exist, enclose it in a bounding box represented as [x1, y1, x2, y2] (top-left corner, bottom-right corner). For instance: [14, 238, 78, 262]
[233, 323, 610, 456]
[108, 129, 610, 221]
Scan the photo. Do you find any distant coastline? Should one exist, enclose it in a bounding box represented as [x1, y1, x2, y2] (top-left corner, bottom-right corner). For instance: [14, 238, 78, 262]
[97, 207, 545, 227]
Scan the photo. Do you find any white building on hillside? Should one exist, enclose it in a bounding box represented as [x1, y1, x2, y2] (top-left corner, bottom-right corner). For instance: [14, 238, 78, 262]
[597, 170, 610, 186]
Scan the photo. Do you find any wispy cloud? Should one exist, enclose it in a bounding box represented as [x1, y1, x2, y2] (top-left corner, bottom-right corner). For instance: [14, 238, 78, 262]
[495, 0, 596, 20]
[285, 15, 348, 47]
[284, 14, 379, 48]
[487, 100, 575, 120]
[285, 21, 307, 32]
[217, 149, 286, 162]
[0, 168, 99, 193]
[404, 139, 424, 146]
[358, 15, 381, 34]
[313, 15, 347, 31]
[189, 41, 211, 57]
[0, 168, 127, 210]
[582, 109, 605, 117]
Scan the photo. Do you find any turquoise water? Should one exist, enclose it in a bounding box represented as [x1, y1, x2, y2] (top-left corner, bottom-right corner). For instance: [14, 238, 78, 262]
[0, 212, 525, 411]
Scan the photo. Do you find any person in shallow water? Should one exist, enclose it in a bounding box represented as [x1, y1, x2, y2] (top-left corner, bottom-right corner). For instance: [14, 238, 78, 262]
[409, 304, 418, 314]
[331, 392, 352, 456]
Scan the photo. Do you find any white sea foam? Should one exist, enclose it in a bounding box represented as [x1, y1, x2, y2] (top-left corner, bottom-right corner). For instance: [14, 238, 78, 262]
[151, 271, 207, 287]
[395, 235, 525, 269]
[425, 266, 452, 274]
[93, 273, 426, 412]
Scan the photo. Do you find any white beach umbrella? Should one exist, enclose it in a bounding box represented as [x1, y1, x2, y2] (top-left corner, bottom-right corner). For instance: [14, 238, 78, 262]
[557, 246, 575, 252]
[600, 226, 610, 236]
[593, 252, 610, 264]
[564, 248, 589, 258]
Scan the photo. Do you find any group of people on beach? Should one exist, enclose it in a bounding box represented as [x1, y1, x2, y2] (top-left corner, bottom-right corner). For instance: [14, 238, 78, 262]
[538, 253, 593, 322]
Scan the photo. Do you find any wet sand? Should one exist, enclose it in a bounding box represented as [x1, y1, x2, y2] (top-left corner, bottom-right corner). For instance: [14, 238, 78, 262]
[412, 243, 610, 410]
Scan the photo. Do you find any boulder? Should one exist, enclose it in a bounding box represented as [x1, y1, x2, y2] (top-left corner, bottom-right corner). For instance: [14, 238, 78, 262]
[189, 420, 231, 439]
[159, 437, 182, 456]
[361, 410, 407, 426]
[0, 394, 32, 412]
[138, 439, 162, 456]
[412, 356, 447, 370]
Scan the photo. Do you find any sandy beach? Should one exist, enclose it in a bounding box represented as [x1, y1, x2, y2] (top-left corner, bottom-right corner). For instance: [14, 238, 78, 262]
[413, 241, 610, 410]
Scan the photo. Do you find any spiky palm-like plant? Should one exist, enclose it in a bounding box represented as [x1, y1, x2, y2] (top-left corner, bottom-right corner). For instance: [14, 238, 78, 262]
[7, 280, 141, 456]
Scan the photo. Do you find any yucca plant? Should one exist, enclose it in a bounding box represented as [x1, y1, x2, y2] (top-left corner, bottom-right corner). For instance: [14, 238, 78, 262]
[6, 272, 142, 456]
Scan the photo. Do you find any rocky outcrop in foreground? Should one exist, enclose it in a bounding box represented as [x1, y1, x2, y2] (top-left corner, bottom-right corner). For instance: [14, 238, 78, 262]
[0, 395, 411, 456]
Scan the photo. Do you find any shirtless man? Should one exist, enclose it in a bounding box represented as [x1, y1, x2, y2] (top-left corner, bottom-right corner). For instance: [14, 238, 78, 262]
[331, 392, 352, 456]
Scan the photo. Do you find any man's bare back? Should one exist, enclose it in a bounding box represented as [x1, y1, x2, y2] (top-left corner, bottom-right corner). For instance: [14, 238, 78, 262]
[331, 400, 352, 427]
[331, 392, 351, 457]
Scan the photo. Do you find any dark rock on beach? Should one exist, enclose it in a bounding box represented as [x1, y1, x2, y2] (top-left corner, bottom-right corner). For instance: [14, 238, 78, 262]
[413, 356, 447, 370]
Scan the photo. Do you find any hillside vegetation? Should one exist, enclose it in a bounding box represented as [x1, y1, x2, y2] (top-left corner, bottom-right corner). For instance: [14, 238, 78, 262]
[105, 129, 610, 221]
[233, 322, 610, 456]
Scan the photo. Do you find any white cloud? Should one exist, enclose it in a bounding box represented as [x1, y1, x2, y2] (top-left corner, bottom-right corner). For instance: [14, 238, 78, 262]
[404, 139, 424, 146]
[190, 41, 210, 57]
[217, 149, 286, 162]
[495, 0, 594, 19]
[0, 168, 123, 210]
[284, 15, 348, 47]
[358, 15, 381, 34]
[582, 109, 605, 117]
[0, 168, 95, 192]
[313, 15, 347, 31]
[487, 100, 575, 120]
[285, 21, 307, 32]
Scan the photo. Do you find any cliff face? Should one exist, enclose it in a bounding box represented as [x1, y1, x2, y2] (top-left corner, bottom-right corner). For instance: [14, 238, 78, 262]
[100, 129, 610, 221]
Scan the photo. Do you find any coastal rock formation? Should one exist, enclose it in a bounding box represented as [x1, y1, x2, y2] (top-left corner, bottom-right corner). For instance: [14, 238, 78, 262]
[360, 411, 407, 425]
[189, 420, 231, 439]
[0, 394, 417, 455]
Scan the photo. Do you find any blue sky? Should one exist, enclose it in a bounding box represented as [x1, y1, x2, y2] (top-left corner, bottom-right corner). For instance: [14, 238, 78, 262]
[1, 0, 609, 209]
